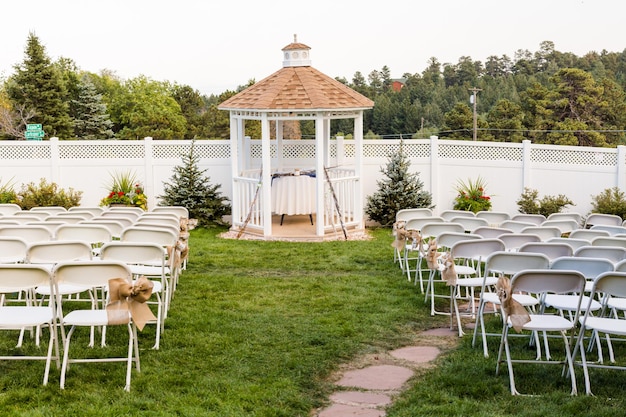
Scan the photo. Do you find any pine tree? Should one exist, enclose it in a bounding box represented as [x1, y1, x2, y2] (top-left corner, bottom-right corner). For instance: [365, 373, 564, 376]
[7, 32, 73, 138]
[159, 141, 231, 226]
[71, 77, 114, 139]
[365, 142, 433, 226]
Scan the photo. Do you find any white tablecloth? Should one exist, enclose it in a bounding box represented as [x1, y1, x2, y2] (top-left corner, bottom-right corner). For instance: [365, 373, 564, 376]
[271, 175, 316, 215]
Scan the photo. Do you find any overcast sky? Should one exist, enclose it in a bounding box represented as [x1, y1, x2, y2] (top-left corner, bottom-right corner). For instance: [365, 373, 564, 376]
[1, 0, 624, 96]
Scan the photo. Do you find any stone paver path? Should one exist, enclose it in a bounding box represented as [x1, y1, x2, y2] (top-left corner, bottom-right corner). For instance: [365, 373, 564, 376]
[314, 327, 457, 417]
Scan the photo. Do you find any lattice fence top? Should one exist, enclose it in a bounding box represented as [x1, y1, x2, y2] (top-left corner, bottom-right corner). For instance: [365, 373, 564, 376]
[531, 147, 617, 166]
[0, 139, 621, 168]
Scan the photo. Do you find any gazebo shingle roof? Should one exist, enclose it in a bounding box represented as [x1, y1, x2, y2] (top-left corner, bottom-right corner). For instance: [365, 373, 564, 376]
[219, 66, 374, 111]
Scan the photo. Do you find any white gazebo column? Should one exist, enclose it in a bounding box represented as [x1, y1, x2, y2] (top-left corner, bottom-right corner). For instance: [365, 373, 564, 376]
[261, 114, 273, 237]
[354, 113, 364, 228]
[229, 115, 240, 225]
[276, 120, 284, 172]
[315, 114, 325, 236]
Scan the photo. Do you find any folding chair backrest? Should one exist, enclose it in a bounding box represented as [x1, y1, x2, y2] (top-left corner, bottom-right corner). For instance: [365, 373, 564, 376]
[30, 206, 66, 214]
[591, 236, 626, 248]
[68, 207, 105, 216]
[547, 212, 583, 224]
[475, 211, 511, 226]
[550, 256, 614, 280]
[592, 272, 626, 299]
[451, 238, 505, 261]
[472, 227, 513, 239]
[0, 203, 21, 216]
[80, 220, 125, 238]
[14, 211, 49, 220]
[574, 245, 626, 263]
[498, 233, 541, 251]
[120, 227, 178, 247]
[484, 251, 550, 276]
[151, 206, 189, 219]
[540, 220, 580, 234]
[404, 217, 444, 232]
[500, 220, 537, 233]
[0, 264, 51, 293]
[520, 226, 562, 241]
[511, 269, 585, 295]
[100, 242, 166, 266]
[449, 216, 490, 233]
[395, 208, 433, 222]
[0, 226, 52, 243]
[0, 236, 28, 263]
[54, 211, 94, 220]
[440, 210, 475, 221]
[547, 237, 591, 251]
[511, 213, 546, 225]
[437, 232, 481, 250]
[569, 229, 610, 241]
[590, 225, 626, 236]
[55, 224, 112, 245]
[519, 242, 573, 261]
[100, 211, 141, 221]
[420, 222, 465, 239]
[584, 213, 623, 228]
[44, 215, 85, 224]
[53, 261, 132, 289]
[26, 241, 93, 265]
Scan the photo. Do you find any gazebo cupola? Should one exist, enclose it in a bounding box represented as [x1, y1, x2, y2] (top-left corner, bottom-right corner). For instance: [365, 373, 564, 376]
[282, 35, 312, 67]
[219, 37, 374, 240]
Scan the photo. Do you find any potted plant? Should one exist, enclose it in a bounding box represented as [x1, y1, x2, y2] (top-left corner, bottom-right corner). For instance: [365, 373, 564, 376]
[453, 176, 492, 213]
[100, 171, 147, 210]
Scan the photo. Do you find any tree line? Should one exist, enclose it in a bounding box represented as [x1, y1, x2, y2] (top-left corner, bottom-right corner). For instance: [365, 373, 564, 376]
[1, 34, 625, 146]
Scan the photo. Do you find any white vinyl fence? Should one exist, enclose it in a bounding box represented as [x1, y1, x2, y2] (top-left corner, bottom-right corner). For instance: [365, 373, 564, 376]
[0, 136, 624, 219]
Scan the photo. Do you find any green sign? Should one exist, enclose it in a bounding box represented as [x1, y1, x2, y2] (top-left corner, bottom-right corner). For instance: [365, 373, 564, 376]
[26, 123, 43, 131]
[25, 130, 45, 139]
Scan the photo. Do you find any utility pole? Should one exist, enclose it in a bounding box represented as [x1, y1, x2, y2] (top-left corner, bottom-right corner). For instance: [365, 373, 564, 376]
[469, 87, 482, 141]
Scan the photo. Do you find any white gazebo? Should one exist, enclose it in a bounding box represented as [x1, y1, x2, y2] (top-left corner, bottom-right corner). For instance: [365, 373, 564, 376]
[219, 36, 374, 240]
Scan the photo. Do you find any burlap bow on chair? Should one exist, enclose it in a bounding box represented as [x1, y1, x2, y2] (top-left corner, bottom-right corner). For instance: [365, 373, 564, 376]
[391, 221, 408, 250]
[495, 276, 530, 332]
[440, 252, 457, 286]
[106, 277, 157, 331]
[425, 239, 439, 271]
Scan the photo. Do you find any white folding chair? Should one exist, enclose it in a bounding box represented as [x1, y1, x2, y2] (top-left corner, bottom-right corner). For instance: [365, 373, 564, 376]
[81, 219, 126, 239]
[0, 236, 28, 263]
[500, 220, 537, 233]
[449, 216, 490, 233]
[53, 261, 140, 391]
[540, 219, 581, 235]
[518, 242, 573, 264]
[591, 236, 626, 248]
[498, 233, 541, 252]
[584, 213, 623, 229]
[0, 203, 21, 215]
[496, 269, 585, 395]
[414, 222, 465, 291]
[30, 206, 67, 215]
[55, 224, 113, 255]
[520, 226, 562, 241]
[68, 206, 105, 216]
[547, 237, 592, 252]
[100, 242, 169, 349]
[401, 217, 444, 284]
[472, 251, 550, 357]
[151, 206, 189, 219]
[0, 264, 59, 385]
[574, 245, 626, 264]
[0, 225, 53, 243]
[590, 225, 626, 236]
[472, 227, 513, 239]
[445, 238, 506, 336]
[573, 271, 626, 395]
[569, 229, 610, 241]
[476, 211, 511, 227]
[440, 210, 475, 221]
[547, 212, 583, 225]
[511, 214, 546, 226]
[394, 208, 433, 222]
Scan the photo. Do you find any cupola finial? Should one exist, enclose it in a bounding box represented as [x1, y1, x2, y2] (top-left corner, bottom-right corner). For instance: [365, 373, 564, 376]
[294, 34, 297, 43]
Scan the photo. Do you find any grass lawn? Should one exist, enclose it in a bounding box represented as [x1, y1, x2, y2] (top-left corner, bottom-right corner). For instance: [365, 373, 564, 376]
[0, 226, 626, 416]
